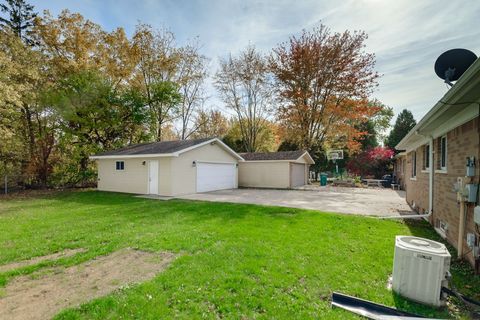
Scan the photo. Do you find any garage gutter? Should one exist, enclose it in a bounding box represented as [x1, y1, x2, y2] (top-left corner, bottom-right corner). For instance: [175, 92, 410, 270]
[89, 153, 177, 160]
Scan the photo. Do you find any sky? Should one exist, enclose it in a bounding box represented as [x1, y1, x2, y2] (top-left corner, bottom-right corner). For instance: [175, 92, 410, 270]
[30, 0, 480, 123]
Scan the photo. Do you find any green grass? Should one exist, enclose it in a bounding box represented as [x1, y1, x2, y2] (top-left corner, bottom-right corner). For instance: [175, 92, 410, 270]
[0, 190, 478, 319]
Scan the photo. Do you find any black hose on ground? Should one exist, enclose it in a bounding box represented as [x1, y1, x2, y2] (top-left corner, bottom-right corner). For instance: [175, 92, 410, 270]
[442, 286, 480, 319]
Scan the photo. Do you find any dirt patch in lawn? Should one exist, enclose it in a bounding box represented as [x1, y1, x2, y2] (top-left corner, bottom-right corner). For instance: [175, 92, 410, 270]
[0, 248, 87, 273]
[0, 248, 176, 320]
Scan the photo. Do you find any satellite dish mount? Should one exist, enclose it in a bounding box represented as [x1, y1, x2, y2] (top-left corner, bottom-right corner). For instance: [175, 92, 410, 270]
[434, 49, 477, 87]
[443, 67, 456, 86]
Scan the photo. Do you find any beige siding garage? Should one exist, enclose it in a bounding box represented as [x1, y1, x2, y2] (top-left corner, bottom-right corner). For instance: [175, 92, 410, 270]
[91, 138, 242, 196]
[239, 162, 290, 188]
[290, 163, 307, 187]
[238, 150, 314, 189]
[97, 157, 172, 195]
[170, 142, 239, 196]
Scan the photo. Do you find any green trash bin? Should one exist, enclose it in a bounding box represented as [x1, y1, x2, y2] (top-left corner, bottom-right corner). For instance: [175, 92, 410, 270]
[320, 173, 328, 186]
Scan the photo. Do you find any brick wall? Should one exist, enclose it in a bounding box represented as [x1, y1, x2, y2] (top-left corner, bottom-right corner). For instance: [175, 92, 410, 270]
[405, 148, 429, 214]
[405, 117, 479, 268]
[432, 117, 479, 267]
[394, 155, 407, 190]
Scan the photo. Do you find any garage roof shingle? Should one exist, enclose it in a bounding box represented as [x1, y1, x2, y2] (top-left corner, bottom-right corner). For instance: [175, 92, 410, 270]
[239, 150, 306, 161]
[93, 138, 213, 156]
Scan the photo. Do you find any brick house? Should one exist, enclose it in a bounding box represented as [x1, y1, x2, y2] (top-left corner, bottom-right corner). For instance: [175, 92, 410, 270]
[393, 152, 407, 190]
[395, 57, 480, 272]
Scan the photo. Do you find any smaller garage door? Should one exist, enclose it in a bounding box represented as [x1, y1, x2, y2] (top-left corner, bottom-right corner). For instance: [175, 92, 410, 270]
[291, 163, 306, 187]
[197, 162, 236, 193]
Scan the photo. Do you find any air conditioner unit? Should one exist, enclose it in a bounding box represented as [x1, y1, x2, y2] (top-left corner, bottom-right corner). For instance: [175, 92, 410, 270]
[392, 236, 451, 307]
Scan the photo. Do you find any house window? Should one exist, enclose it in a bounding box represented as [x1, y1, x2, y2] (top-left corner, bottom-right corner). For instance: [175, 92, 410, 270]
[435, 219, 448, 237]
[440, 135, 447, 170]
[116, 161, 125, 171]
[411, 151, 417, 178]
[423, 144, 430, 169]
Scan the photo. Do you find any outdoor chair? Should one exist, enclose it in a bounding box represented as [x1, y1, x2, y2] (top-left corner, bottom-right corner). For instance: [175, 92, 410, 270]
[391, 176, 401, 190]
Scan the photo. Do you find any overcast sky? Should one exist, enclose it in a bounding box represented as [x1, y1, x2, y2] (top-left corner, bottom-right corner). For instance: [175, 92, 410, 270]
[30, 0, 480, 123]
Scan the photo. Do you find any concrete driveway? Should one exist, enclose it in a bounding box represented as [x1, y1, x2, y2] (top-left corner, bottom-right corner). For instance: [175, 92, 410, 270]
[178, 187, 413, 217]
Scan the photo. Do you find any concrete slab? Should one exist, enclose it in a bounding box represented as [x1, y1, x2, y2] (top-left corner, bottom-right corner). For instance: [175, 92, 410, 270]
[177, 187, 413, 217]
[136, 195, 174, 201]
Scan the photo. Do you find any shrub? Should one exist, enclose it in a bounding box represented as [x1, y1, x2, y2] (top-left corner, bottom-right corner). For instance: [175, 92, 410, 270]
[346, 147, 394, 178]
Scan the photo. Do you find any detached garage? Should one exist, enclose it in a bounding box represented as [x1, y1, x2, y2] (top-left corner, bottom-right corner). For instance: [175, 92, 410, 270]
[238, 150, 314, 189]
[90, 138, 243, 196]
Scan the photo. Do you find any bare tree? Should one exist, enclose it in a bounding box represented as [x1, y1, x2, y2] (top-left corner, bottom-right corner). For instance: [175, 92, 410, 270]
[191, 109, 229, 139]
[132, 24, 181, 141]
[214, 46, 272, 152]
[176, 40, 208, 139]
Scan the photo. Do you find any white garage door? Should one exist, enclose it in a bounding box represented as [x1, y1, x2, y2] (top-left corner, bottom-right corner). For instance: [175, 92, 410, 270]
[196, 162, 236, 193]
[291, 163, 306, 187]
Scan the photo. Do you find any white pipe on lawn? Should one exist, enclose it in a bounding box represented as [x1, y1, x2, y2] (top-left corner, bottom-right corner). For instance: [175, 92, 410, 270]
[379, 212, 431, 219]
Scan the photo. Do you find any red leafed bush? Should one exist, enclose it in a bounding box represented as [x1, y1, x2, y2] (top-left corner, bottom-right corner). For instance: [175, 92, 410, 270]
[346, 147, 395, 178]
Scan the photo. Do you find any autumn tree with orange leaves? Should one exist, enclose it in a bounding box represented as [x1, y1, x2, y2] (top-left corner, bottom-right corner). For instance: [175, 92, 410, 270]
[270, 25, 380, 154]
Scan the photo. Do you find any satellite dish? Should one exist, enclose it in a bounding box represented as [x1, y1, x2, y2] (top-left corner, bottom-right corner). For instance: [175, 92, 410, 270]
[434, 49, 477, 86]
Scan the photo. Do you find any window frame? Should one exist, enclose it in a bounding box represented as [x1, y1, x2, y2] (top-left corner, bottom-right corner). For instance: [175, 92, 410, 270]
[115, 160, 125, 171]
[440, 135, 447, 170]
[424, 144, 430, 170]
[411, 151, 417, 178]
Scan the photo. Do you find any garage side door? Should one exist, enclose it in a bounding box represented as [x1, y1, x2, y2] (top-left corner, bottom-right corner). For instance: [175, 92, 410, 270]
[291, 163, 306, 187]
[197, 162, 236, 193]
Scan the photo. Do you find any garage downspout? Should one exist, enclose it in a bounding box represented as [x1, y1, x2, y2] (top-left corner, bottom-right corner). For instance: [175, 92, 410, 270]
[458, 200, 466, 258]
[428, 136, 434, 218]
[381, 135, 434, 220]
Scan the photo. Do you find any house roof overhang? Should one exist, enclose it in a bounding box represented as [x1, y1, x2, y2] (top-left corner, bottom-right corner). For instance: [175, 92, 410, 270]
[396, 57, 480, 152]
[394, 151, 407, 159]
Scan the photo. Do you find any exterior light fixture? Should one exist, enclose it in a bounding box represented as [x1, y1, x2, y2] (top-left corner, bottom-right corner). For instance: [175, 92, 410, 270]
[192, 161, 196, 167]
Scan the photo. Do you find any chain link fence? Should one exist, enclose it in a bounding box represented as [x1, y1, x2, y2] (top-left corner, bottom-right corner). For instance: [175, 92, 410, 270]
[2, 174, 26, 195]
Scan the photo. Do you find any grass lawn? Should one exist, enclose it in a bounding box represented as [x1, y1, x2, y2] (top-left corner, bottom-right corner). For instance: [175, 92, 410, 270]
[0, 190, 479, 319]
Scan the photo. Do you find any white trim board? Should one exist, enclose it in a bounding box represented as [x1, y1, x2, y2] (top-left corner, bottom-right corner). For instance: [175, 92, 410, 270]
[90, 153, 175, 160]
[401, 104, 478, 152]
[195, 160, 237, 165]
[176, 138, 244, 161]
[430, 103, 478, 139]
[242, 160, 305, 163]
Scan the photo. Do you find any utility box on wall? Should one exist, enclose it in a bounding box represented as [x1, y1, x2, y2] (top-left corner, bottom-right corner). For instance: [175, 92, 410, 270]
[466, 166, 476, 177]
[466, 156, 476, 177]
[466, 184, 478, 203]
[474, 206, 480, 224]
